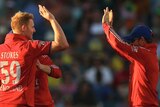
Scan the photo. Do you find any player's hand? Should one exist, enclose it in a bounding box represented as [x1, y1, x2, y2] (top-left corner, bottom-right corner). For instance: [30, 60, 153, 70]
[36, 59, 46, 71]
[36, 60, 46, 70]
[38, 4, 55, 21]
[36, 60, 42, 69]
[36, 59, 51, 74]
[102, 7, 113, 26]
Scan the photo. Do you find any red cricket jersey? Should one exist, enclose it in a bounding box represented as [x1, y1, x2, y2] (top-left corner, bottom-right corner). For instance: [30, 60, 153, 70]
[35, 55, 62, 107]
[103, 23, 159, 107]
[0, 33, 51, 106]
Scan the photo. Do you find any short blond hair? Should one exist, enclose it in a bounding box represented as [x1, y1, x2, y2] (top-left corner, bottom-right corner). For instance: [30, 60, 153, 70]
[11, 11, 34, 31]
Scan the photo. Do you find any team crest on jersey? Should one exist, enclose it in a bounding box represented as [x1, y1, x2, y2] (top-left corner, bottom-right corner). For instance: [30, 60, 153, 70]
[131, 46, 138, 52]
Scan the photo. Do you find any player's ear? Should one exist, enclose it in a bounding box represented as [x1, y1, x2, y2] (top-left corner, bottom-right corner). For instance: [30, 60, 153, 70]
[21, 24, 27, 32]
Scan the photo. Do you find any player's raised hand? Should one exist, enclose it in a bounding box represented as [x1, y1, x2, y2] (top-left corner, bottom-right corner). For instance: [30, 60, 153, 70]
[102, 7, 113, 26]
[38, 5, 55, 21]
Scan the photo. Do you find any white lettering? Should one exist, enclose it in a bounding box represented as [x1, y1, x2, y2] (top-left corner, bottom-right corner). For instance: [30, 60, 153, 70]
[35, 78, 40, 90]
[0, 52, 19, 59]
[0, 84, 10, 91]
[1, 53, 3, 59]
[11, 85, 23, 92]
[0, 84, 23, 92]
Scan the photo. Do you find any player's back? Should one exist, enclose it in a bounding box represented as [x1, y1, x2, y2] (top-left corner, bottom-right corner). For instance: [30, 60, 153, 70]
[129, 44, 159, 106]
[0, 33, 43, 106]
[0, 40, 37, 106]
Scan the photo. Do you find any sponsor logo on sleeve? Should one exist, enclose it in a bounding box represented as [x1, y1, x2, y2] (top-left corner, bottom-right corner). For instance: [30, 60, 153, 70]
[38, 41, 45, 48]
[131, 46, 138, 52]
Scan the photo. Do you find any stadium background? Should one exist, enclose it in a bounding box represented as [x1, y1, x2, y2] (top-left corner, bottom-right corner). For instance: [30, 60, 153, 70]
[0, 0, 160, 107]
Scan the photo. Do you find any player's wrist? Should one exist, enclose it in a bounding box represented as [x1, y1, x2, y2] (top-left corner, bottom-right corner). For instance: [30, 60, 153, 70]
[48, 66, 53, 76]
[49, 17, 56, 22]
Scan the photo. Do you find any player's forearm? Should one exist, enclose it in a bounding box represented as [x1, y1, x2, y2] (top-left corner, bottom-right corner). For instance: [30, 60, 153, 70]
[40, 64, 62, 78]
[49, 19, 69, 51]
[38, 64, 51, 74]
[103, 23, 134, 61]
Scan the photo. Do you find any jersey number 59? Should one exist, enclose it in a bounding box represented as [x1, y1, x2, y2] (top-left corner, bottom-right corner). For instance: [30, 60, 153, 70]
[0, 61, 21, 85]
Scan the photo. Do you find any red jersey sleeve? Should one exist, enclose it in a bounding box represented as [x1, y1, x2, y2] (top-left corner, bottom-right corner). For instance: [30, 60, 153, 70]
[27, 40, 51, 58]
[102, 23, 152, 63]
[38, 55, 62, 78]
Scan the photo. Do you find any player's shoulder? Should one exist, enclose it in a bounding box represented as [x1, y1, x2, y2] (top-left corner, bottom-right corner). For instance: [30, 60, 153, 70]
[22, 40, 43, 48]
[0, 43, 10, 51]
[0, 43, 4, 47]
[26, 40, 39, 44]
[27, 40, 50, 48]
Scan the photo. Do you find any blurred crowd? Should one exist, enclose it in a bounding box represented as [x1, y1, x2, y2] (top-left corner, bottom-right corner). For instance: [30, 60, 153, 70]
[1, 0, 160, 107]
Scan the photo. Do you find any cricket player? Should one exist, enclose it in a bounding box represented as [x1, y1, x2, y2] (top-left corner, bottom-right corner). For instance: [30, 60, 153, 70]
[35, 55, 62, 107]
[0, 5, 69, 107]
[102, 7, 159, 107]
